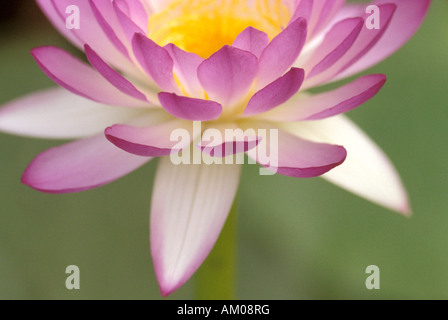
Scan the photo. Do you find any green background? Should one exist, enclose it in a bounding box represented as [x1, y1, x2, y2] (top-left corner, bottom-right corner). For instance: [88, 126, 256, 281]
[0, 0, 447, 300]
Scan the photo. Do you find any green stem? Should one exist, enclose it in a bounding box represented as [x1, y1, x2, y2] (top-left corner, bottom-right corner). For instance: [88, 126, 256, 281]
[195, 200, 238, 300]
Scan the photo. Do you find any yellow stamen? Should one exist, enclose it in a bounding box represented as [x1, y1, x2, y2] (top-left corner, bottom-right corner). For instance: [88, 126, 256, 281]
[148, 0, 291, 59]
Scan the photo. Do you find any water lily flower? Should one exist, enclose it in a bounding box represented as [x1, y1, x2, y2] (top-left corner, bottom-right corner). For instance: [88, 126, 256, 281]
[0, 0, 430, 296]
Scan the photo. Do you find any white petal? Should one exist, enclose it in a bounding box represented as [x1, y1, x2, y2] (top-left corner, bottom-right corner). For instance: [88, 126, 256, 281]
[279, 115, 410, 214]
[0, 88, 153, 139]
[151, 157, 241, 296]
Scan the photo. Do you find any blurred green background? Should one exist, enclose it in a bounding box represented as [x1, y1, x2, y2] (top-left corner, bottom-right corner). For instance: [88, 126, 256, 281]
[0, 0, 447, 300]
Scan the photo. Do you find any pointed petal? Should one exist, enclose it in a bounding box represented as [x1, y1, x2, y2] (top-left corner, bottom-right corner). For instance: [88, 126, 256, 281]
[42, 0, 135, 72]
[197, 46, 258, 106]
[280, 115, 410, 214]
[164, 44, 204, 98]
[89, 0, 129, 58]
[258, 18, 307, 88]
[114, 0, 149, 31]
[0, 88, 147, 139]
[290, 0, 313, 24]
[308, 0, 346, 37]
[262, 74, 387, 121]
[304, 17, 364, 78]
[294, 0, 346, 37]
[246, 124, 347, 178]
[151, 158, 241, 296]
[244, 68, 305, 117]
[303, 4, 396, 88]
[337, 0, 431, 80]
[31, 46, 146, 107]
[233, 27, 270, 59]
[113, 0, 146, 43]
[22, 134, 151, 194]
[132, 33, 178, 92]
[84, 45, 149, 102]
[106, 119, 196, 157]
[158, 93, 222, 121]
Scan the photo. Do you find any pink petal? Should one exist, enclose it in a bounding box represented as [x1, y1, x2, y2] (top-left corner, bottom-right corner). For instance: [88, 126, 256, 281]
[263, 74, 387, 121]
[290, 0, 313, 26]
[31, 46, 147, 107]
[113, 0, 146, 43]
[106, 120, 195, 157]
[151, 158, 241, 296]
[200, 137, 261, 158]
[246, 125, 347, 178]
[198, 123, 261, 157]
[197, 46, 258, 106]
[335, 4, 397, 75]
[232, 27, 270, 59]
[304, 17, 364, 78]
[299, 0, 346, 37]
[132, 33, 178, 92]
[158, 93, 222, 121]
[89, 0, 129, 58]
[304, 0, 325, 34]
[164, 44, 205, 98]
[0, 88, 148, 139]
[114, 0, 149, 32]
[258, 18, 308, 88]
[337, 0, 431, 80]
[44, 0, 135, 72]
[243, 68, 305, 117]
[84, 45, 149, 102]
[309, 0, 346, 37]
[280, 116, 411, 215]
[22, 134, 151, 194]
[304, 4, 396, 88]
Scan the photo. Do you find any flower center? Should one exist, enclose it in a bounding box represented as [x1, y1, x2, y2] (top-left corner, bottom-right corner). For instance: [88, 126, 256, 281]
[148, 0, 291, 58]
